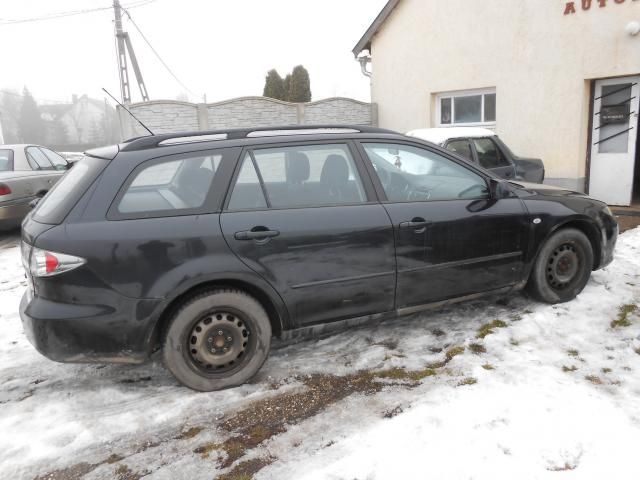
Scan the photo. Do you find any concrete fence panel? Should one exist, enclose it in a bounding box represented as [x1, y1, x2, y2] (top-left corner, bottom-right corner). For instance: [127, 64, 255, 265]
[119, 96, 377, 140]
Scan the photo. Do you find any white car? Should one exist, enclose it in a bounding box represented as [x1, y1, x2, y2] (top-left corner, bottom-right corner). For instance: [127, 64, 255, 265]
[0, 145, 70, 230]
[407, 127, 545, 183]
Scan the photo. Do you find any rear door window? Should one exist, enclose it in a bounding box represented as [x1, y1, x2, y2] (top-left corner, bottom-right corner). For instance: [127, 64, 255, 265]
[116, 153, 222, 216]
[227, 144, 367, 210]
[0, 149, 13, 171]
[445, 139, 473, 161]
[473, 138, 511, 169]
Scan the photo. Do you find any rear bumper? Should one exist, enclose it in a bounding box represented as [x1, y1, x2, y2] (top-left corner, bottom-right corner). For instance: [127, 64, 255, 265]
[20, 290, 162, 364]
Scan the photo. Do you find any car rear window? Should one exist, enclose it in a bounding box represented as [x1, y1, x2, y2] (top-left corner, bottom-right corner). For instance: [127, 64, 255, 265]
[0, 149, 13, 171]
[32, 155, 108, 224]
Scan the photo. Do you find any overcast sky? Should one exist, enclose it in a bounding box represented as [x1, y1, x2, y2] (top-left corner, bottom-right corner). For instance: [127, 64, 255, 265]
[0, 0, 386, 105]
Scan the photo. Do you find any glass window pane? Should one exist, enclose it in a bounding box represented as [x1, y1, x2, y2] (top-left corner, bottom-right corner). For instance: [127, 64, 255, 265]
[440, 97, 452, 124]
[446, 140, 473, 161]
[26, 147, 54, 170]
[118, 154, 219, 214]
[598, 84, 632, 154]
[228, 153, 267, 210]
[40, 148, 68, 170]
[473, 138, 511, 168]
[252, 144, 366, 208]
[363, 143, 489, 202]
[484, 93, 496, 122]
[0, 149, 13, 171]
[454, 95, 482, 124]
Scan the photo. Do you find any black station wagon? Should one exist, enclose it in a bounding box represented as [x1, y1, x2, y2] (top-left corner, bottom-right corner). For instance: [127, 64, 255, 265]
[19, 125, 618, 391]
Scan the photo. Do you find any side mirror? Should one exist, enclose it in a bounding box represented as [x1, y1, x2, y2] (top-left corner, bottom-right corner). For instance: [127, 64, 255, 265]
[489, 178, 512, 199]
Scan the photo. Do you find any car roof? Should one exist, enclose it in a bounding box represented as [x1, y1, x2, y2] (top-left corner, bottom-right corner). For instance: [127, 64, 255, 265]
[0, 144, 39, 150]
[406, 128, 496, 145]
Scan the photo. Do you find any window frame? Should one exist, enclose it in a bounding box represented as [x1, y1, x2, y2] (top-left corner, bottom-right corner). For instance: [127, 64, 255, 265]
[107, 148, 237, 221]
[223, 140, 378, 212]
[39, 147, 69, 171]
[354, 139, 492, 205]
[443, 138, 475, 163]
[436, 88, 497, 128]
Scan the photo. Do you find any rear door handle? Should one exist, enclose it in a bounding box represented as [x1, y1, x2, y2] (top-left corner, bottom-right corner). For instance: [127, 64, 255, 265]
[234, 228, 280, 241]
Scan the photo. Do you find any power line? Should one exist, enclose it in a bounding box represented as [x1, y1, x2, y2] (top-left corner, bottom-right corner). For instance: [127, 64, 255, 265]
[122, 7, 198, 99]
[0, 0, 157, 26]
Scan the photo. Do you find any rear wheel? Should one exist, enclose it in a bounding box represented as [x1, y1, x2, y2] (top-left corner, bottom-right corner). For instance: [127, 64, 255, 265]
[527, 228, 594, 304]
[162, 289, 271, 391]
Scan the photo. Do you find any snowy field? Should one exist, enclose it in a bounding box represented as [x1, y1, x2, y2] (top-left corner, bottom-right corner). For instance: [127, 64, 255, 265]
[1, 228, 639, 479]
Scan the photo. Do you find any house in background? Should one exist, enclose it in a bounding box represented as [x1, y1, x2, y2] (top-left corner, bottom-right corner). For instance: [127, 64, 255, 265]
[40, 94, 119, 151]
[353, 0, 640, 206]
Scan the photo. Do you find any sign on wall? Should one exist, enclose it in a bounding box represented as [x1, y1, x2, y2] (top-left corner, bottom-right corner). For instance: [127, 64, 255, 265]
[564, 0, 636, 15]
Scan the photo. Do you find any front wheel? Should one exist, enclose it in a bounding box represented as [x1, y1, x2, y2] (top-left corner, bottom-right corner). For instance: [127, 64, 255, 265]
[527, 228, 594, 304]
[162, 289, 272, 391]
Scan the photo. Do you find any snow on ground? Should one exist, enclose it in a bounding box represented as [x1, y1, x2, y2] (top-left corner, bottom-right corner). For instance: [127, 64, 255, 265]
[0, 229, 639, 479]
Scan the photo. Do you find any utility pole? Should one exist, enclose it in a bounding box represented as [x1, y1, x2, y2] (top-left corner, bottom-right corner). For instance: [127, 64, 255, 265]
[113, 0, 149, 104]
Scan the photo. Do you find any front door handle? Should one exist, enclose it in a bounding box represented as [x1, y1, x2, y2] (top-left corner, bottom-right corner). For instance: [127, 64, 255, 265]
[234, 228, 280, 241]
[399, 218, 431, 233]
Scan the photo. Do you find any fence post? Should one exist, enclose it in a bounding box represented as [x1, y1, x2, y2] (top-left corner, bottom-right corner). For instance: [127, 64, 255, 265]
[197, 103, 209, 131]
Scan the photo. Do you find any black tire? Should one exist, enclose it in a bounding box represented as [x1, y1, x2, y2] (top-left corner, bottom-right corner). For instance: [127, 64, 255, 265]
[162, 289, 271, 391]
[527, 228, 594, 304]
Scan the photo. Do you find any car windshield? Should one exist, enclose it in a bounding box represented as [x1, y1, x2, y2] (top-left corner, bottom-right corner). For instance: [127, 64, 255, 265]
[0, 149, 13, 171]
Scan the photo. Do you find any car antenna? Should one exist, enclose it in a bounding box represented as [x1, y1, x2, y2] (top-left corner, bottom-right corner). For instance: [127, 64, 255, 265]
[102, 87, 154, 136]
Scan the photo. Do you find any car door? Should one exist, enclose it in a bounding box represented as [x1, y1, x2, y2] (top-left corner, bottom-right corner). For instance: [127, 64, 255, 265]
[358, 141, 529, 309]
[220, 141, 396, 327]
[471, 137, 517, 180]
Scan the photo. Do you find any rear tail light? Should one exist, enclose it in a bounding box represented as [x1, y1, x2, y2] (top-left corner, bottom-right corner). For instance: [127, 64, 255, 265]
[29, 248, 86, 277]
[0, 183, 11, 195]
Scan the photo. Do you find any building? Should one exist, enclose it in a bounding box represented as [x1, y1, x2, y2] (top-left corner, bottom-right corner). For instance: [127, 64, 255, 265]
[353, 0, 640, 206]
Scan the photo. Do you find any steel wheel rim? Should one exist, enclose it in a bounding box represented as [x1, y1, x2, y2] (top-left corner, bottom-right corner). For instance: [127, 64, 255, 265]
[187, 311, 251, 373]
[547, 243, 580, 290]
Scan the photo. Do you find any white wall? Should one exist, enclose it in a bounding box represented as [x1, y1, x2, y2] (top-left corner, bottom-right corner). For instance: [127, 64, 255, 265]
[370, 0, 640, 184]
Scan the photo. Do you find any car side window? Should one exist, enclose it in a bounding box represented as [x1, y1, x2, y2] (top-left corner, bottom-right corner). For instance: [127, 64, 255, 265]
[26, 147, 54, 171]
[227, 153, 268, 210]
[473, 138, 511, 169]
[40, 147, 68, 171]
[445, 139, 473, 162]
[117, 153, 221, 215]
[0, 149, 13, 171]
[227, 144, 366, 210]
[362, 143, 489, 202]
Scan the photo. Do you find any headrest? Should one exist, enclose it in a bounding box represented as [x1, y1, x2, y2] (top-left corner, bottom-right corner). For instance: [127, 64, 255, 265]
[320, 154, 349, 185]
[287, 152, 310, 183]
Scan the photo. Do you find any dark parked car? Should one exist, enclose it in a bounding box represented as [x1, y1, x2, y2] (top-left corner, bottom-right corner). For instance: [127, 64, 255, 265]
[407, 128, 545, 183]
[19, 125, 617, 391]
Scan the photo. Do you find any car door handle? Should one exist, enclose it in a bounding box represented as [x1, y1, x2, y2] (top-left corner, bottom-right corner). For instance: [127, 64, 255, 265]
[234, 228, 280, 241]
[399, 219, 431, 230]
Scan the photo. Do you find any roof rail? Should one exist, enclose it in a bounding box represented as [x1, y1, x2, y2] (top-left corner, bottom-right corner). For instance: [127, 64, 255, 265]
[120, 124, 398, 151]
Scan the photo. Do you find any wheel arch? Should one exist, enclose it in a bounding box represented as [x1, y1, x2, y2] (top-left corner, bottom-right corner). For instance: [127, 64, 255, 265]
[148, 277, 289, 353]
[537, 217, 602, 271]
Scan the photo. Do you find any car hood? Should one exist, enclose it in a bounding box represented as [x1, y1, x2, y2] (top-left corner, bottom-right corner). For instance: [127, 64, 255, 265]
[508, 180, 586, 198]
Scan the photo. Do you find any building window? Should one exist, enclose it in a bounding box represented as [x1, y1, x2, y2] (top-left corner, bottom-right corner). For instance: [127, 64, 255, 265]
[437, 89, 496, 127]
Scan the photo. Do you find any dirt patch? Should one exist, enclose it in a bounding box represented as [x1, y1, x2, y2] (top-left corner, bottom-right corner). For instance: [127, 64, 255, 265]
[611, 304, 637, 328]
[34, 454, 123, 480]
[217, 456, 276, 480]
[477, 320, 508, 339]
[469, 343, 486, 354]
[114, 464, 149, 480]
